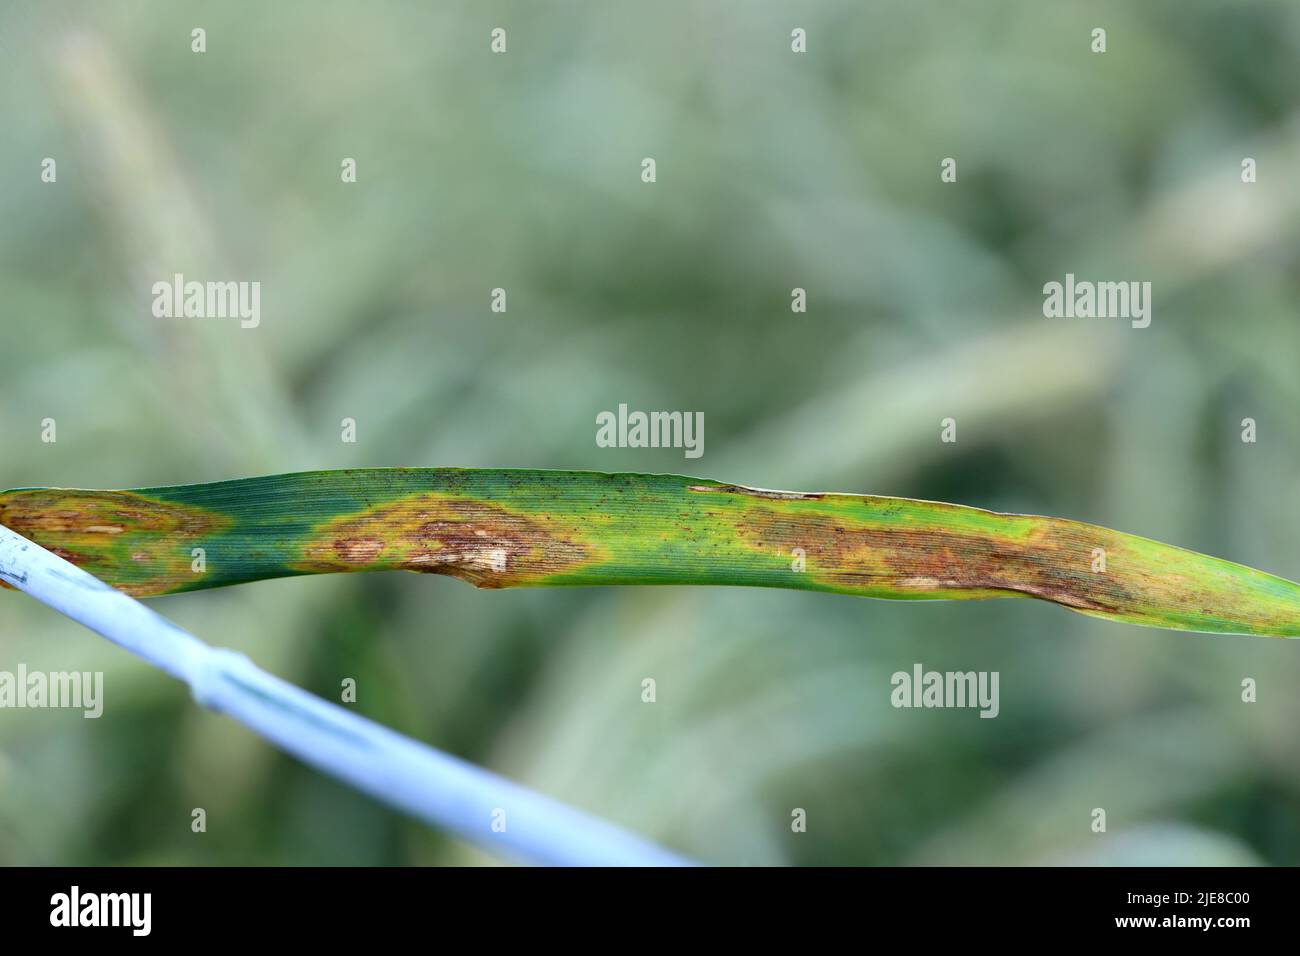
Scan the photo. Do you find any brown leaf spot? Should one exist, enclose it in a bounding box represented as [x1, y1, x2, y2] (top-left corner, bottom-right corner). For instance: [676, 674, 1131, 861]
[297, 494, 596, 587]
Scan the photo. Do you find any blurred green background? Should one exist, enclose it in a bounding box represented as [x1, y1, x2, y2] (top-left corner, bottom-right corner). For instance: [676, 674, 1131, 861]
[2, 0, 1299, 865]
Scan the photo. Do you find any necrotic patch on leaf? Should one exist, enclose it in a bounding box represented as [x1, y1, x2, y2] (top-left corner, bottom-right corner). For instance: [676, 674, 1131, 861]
[293, 492, 600, 587]
[0, 488, 229, 596]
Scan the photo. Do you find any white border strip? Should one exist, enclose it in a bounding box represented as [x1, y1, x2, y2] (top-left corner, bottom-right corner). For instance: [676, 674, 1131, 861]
[0, 523, 691, 867]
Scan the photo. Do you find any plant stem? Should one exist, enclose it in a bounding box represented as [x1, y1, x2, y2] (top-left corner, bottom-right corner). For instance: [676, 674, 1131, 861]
[0, 523, 692, 866]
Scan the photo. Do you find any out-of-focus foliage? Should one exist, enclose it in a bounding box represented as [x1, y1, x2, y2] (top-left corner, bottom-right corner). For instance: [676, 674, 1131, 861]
[1, 0, 1298, 865]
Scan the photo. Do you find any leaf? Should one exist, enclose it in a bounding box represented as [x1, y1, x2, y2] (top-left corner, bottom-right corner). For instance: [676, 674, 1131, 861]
[2, 468, 1298, 637]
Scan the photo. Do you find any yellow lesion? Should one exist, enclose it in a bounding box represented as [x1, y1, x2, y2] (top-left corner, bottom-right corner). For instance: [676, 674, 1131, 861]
[717, 497, 1127, 606]
[0, 488, 229, 596]
[292, 492, 601, 588]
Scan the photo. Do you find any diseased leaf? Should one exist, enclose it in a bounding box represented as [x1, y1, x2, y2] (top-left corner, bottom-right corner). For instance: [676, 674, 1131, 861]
[2, 468, 1298, 637]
